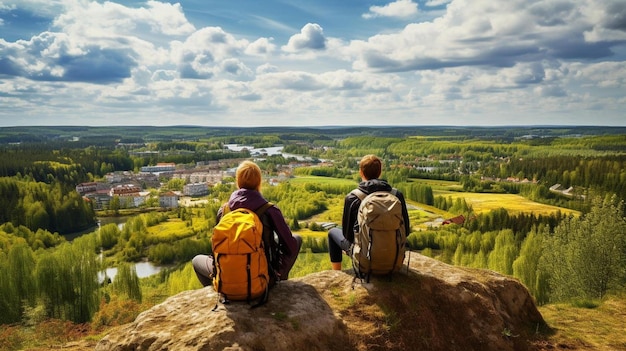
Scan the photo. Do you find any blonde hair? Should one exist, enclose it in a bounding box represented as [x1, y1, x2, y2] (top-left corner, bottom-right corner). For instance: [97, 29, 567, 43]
[236, 160, 262, 191]
[359, 154, 382, 180]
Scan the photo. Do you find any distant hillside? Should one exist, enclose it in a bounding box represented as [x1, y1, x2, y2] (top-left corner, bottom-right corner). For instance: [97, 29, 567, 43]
[1, 125, 626, 145]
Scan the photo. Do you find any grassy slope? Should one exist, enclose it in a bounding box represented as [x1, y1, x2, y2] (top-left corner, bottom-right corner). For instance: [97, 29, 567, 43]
[537, 292, 626, 350]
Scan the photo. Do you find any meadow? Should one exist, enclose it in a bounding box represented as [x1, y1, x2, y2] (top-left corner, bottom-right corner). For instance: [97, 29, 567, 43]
[434, 191, 579, 216]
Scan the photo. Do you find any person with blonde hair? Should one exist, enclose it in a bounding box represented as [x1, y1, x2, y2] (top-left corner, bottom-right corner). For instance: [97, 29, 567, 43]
[192, 160, 302, 286]
[327, 154, 410, 270]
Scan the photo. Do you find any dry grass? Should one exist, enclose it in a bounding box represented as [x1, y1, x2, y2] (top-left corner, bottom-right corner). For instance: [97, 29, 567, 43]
[537, 293, 626, 350]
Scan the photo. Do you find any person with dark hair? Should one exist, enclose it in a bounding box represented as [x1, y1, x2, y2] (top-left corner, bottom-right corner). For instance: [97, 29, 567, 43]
[327, 154, 410, 270]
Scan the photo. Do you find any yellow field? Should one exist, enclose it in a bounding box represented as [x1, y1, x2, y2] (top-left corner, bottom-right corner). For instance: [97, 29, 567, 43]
[435, 191, 580, 216]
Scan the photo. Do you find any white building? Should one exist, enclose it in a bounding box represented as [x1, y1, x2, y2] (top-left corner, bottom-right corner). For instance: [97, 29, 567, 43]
[159, 191, 179, 208]
[183, 183, 209, 196]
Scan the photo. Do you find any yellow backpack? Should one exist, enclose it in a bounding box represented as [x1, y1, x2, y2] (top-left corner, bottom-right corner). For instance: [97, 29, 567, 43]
[212, 203, 273, 306]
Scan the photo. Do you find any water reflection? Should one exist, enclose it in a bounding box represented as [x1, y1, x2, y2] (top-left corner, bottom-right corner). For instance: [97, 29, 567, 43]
[99, 261, 168, 282]
[223, 144, 318, 161]
[64, 215, 132, 241]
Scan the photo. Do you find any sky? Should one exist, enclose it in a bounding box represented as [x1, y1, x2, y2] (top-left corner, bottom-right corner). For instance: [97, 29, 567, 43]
[0, 0, 625, 127]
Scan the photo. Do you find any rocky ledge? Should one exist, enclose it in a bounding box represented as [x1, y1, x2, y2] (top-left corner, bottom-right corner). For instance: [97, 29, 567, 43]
[96, 254, 547, 351]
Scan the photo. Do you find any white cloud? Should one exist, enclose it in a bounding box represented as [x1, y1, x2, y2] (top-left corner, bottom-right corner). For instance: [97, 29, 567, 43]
[175, 27, 250, 79]
[1, 0, 60, 17]
[254, 71, 324, 91]
[425, 0, 452, 6]
[220, 58, 254, 80]
[282, 23, 327, 52]
[256, 63, 279, 75]
[0, 31, 137, 82]
[53, 1, 195, 40]
[1, 0, 625, 127]
[362, 0, 418, 19]
[348, 0, 626, 73]
[582, 0, 626, 42]
[245, 37, 277, 56]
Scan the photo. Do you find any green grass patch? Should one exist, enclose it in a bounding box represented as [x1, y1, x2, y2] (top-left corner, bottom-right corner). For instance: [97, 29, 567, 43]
[295, 228, 328, 238]
[289, 250, 351, 278]
[409, 178, 463, 191]
[289, 175, 357, 186]
[146, 217, 208, 240]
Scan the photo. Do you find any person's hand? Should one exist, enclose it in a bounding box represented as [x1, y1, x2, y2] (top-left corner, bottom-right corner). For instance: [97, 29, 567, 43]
[343, 243, 354, 256]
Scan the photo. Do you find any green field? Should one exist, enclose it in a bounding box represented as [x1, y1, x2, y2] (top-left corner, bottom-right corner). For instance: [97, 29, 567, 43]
[409, 178, 463, 191]
[288, 175, 579, 231]
[288, 175, 358, 187]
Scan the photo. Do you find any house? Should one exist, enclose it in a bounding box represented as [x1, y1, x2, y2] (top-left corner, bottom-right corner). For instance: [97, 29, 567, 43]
[105, 171, 134, 184]
[85, 191, 112, 210]
[442, 215, 465, 225]
[110, 184, 141, 197]
[76, 182, 98, 195]
[174, 170, 223, 185]
[159, 191, 179, 208]
[141, 163, 176, 173]
[183, 183, 209, 196]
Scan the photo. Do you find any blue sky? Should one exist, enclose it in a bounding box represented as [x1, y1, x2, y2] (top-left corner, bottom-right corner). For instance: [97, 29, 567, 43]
[0, 0, 625, 127]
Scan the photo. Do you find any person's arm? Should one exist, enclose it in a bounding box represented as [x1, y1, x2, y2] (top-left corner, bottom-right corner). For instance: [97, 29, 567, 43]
[398, 191, 411, 236]
[267, 206, 299, 279]
[216, 203, 227, 222]
[341, 193, 360, 243]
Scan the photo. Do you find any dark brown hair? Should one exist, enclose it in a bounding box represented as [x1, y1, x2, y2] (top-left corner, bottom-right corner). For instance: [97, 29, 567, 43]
[359, 154, 382, 180]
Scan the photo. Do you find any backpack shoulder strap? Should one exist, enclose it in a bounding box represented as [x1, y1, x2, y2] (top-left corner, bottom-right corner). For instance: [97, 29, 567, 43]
[255, 202, 278, 286]
[255, 202, 273, 217]
[352, 188, 398, 199]
[222, 204, 231, 214]
[350, 188, 368, 201]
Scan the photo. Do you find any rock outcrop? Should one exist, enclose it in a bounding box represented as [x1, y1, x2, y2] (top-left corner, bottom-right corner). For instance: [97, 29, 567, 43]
[96, 254, 547, 351]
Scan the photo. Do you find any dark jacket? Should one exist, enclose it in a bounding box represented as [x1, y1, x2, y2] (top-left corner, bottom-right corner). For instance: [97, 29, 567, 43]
[340, 178, 411, 243]
[217, 188, 299, 280]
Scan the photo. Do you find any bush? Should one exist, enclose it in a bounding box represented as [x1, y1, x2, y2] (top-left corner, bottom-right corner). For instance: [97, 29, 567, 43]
[91, 299, 143, 331]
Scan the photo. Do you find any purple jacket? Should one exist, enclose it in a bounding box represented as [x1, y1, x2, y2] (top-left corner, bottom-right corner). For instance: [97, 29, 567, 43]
[217, 188, 299, 279]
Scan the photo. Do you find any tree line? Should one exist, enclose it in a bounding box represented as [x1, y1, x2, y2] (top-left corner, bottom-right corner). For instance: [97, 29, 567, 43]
[0, 178, 95, 234]
[409, 196, 626, 305]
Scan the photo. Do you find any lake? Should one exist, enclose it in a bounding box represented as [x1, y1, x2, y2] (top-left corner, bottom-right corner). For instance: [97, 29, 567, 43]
[99, 261, 169, 282]
[223, 144, 318, 161]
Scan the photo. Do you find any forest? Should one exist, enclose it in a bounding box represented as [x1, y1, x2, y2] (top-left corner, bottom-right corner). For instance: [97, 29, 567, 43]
[0, 125, 625, 350]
